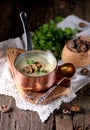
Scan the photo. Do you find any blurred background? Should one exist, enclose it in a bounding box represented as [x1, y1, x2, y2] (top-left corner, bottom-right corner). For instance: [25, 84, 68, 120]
[0, 0, 90, 42]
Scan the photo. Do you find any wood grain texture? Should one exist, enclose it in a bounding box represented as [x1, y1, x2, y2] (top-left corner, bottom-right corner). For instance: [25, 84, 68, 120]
[0, 95, 54, 130]
[55, 114, 73, 130]
[55, 84, 90, 130]
[0, 0, 90, 41]
[0, 84, 90, 130]
[71, 84, 90, 130]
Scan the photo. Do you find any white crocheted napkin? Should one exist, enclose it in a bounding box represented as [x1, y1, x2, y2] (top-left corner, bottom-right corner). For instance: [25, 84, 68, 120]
[57, 14, 90, 36]
[0, 14, 90, 123]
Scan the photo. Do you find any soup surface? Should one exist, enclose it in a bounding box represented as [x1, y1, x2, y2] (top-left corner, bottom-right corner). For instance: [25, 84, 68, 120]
[15, 51, 57, 77]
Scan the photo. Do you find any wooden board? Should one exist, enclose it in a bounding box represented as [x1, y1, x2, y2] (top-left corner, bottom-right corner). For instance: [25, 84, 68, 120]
[6, 48, 71, 104]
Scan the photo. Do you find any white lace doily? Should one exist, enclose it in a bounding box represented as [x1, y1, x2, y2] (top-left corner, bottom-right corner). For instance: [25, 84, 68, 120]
[0, 14, 90, 123]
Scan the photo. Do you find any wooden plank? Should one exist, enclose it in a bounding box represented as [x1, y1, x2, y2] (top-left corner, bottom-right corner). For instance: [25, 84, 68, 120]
[0, 95, 54, 130]
[55, 103, 73, 130]
[71, 95, 85, 129]
[83, 84, 90, 129]
[71, 84, 90, 129]
[55, 83, 90, 130]
[55, 113, 73, 130]
[84, 0, 90, 21]
[13, 109, 54, 130]
[0, 95, 16, 130]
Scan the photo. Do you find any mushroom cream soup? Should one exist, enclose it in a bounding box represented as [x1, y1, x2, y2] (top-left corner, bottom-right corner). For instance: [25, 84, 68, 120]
[15, 51, 57, 77]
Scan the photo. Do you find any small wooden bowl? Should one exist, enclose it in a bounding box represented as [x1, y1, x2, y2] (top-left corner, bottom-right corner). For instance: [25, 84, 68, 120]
[61, 40, 90, 68]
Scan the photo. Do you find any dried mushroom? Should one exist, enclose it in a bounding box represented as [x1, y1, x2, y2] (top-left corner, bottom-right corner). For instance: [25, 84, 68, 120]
[23, 64, 37, 74]
[80, 68, 89, 75]
[74, 125, 84, 130]
[0, 104, 11, 113]
[70, 105, 81, 112]
[67, 37, 90, 53]
[77, 43, 88, 52]
[62, 108, 71, 114]
[23, 60, 46, 74]
[67, 40, 77, 52]
[79, 22, 86, 28]
[34, 61, 44, 68]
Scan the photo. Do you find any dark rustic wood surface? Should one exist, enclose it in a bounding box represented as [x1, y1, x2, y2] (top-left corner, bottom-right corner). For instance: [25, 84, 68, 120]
[0, 0, 90, 41]
[0, 83, 90, 130]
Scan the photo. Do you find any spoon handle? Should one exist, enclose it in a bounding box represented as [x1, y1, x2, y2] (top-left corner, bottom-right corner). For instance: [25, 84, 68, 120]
[35, 85, 57, 104]
[35, 77, 70, 104]
[19, 12, 32, 51]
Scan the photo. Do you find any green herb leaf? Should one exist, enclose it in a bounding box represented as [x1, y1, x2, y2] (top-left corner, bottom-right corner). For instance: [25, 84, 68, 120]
[26, 60, 34, 64]
[55, 16, 64, 23]
[36, 68, 48, 74]
[32, 16, 78, 60]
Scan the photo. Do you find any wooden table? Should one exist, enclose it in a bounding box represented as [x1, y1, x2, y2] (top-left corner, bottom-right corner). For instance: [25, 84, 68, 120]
[0, 83, 90, 130]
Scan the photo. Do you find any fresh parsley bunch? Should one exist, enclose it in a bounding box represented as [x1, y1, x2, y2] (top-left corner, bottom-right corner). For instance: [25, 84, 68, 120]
[32, 16, 77, 60]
